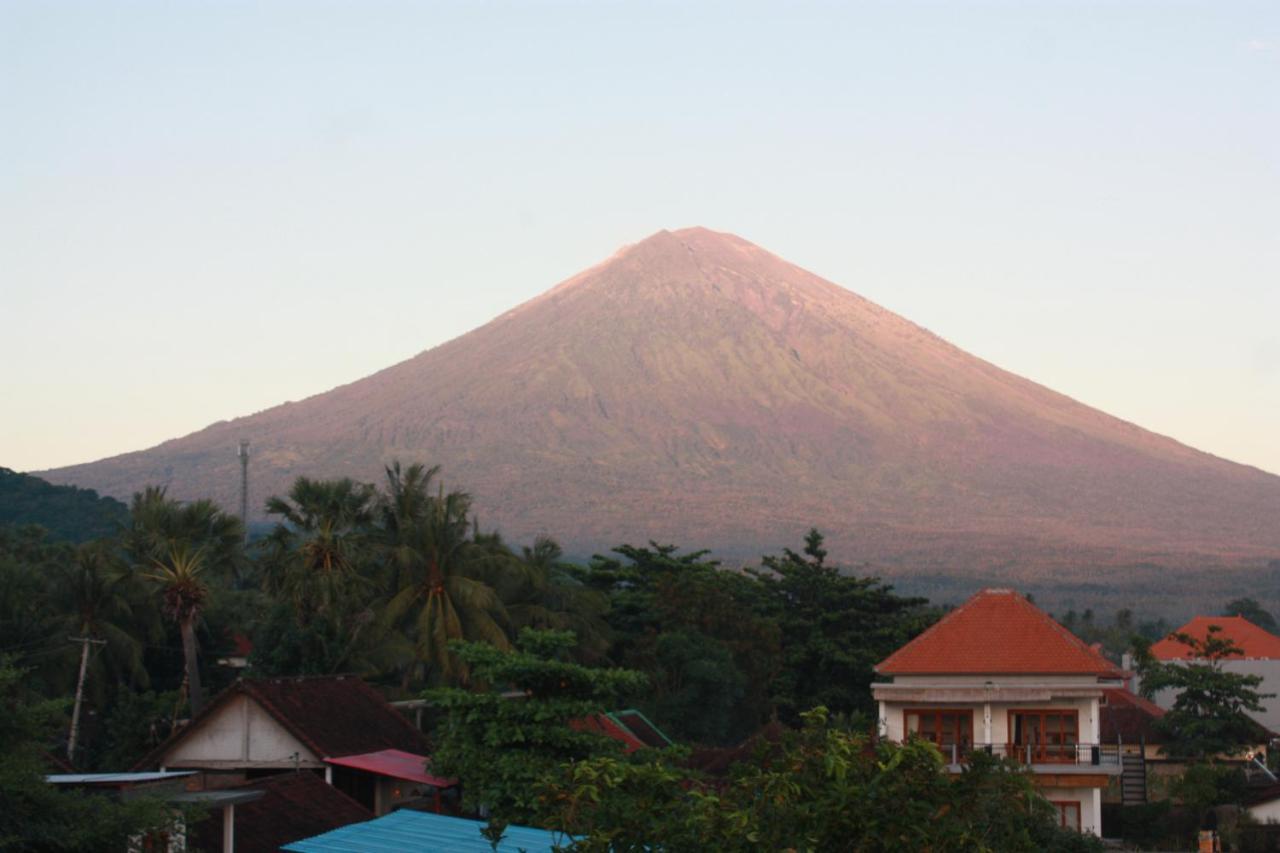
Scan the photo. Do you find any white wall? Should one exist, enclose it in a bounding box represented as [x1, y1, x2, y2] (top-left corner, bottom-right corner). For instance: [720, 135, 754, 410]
[162, 695, 319, 768]
[1044, 785, 1102, 835]
[1249, 798, 1280, 824]
[1151, 660, 1280, 732]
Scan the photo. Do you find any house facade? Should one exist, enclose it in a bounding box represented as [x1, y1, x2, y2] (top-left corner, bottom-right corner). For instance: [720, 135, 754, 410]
[135, 675, 451, 815]
[873, 588, 1125, 835]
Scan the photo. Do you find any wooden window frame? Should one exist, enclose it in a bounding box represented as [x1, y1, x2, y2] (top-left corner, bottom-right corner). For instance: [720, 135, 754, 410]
[1048, 800, 1082, 831]
[903, 708, 975, 758]
[1010, 709, 1080, 764]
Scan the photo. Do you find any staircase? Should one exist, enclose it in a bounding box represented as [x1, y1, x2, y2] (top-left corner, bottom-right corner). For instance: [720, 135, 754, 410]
[1121, 750, 1147, 805]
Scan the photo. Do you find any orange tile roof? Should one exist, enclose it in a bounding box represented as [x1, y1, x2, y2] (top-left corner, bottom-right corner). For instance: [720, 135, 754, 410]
[1150, 616, 1280, 660]
[876, 588, 1123, 676]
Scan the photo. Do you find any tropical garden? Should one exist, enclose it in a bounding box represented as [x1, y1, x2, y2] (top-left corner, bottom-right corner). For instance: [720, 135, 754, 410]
[0, 461, 1274, 850]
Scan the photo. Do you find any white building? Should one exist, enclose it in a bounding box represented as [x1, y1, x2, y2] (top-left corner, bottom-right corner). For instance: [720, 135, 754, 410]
[873, 588, 1125, 835]
[1149, 615, 1280, 735]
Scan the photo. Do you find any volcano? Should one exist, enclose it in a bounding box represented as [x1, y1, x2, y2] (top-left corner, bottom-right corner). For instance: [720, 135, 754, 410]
[39, 228, 1280, 576]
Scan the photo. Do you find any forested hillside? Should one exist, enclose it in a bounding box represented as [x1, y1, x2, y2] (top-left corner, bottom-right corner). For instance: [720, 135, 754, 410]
[0, 467, 128, 542]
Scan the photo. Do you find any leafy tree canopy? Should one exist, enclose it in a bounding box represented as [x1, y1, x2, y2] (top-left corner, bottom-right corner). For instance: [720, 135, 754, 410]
[425, 628, 648, 823]
[0, 660, 173, 851]
[575, 543, 781, 745]
[750, 529, 936, 722]
[0, 468, 129, 544]
[537, 707, 1102, 853]
[1222, 597, 1278, 633]
[1136, 626, 1275, 760]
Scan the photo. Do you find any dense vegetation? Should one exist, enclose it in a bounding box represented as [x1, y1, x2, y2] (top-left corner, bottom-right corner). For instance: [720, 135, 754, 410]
[0, 467, 129, 543]
[1, 462, 1272, 850]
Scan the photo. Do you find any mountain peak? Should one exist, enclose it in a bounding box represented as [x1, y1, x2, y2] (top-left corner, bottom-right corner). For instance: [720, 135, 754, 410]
[38, 230, 1280, 577]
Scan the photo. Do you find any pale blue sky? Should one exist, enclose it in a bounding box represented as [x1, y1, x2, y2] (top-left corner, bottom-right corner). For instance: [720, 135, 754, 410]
[2, 1, 1277, 475]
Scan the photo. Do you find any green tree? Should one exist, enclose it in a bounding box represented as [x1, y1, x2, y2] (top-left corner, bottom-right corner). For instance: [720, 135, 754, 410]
[380, 465, 512, 684]
[577, 543, 781, 744]
[123, 486, 245, 585]
[750, 529, 936, 722]
[1137, 626, 1274, 760]
[53, 542, 155, 764]
[1223, 597, 1278, 633]
[0, 660, 173, 851]
[262, 476, 378, 621]
[0, 527, 72, 697]
[539, 707, 1101, 852]
[498, 536, 611, 664]
[143, 544, 210, 714]
[426, 628, 648, 823]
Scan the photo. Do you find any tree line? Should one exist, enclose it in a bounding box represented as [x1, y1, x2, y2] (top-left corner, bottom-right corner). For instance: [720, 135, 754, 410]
[3, 460, 1272, 850]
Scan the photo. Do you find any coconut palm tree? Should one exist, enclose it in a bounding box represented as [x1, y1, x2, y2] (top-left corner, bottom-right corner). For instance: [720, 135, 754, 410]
[501, 536, 612, 663]
[378, 464, 513, 685]
[144, 543, 209, 714]
[56, 542, 156, 759]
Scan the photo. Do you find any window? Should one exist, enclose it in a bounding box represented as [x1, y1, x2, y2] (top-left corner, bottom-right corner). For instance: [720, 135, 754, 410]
[1049, 800, 1081, 831]
[904, 709, 973, 759]
[1010, 710, 1079, 763]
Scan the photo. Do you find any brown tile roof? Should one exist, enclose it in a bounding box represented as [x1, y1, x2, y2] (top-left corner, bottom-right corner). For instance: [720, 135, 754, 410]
[1150, 616, 1280, 660]
[135, 675, 427, 770]
[685, 721, 787, 778]
[1100, 688, 1165, 744]
[193, 771, 372, 853]
[876, 588, 1123, 677]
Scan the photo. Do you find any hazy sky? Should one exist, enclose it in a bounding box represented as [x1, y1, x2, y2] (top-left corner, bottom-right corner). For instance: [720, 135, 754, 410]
[3, 1, 1278, 476]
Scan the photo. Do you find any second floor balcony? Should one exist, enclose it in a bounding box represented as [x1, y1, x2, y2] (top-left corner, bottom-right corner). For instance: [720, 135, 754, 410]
[927, 740, 1122, 772]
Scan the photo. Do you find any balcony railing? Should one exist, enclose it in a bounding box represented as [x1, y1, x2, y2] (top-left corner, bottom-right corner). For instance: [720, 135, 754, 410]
[934, 742, 1121, 767]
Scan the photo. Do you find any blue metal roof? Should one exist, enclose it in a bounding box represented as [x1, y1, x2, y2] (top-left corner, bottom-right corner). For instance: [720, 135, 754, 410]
[282, 809, 568, 852]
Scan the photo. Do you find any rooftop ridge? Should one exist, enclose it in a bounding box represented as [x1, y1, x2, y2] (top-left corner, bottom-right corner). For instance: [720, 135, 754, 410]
[1151, 615, 1280, 660]
[875, 588, 1122, 677]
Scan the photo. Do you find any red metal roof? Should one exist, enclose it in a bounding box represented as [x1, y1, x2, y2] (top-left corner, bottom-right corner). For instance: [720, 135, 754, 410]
[323, 749, 456, 787]
[570, 714, 646, 753]
[1150, 616, 1280, 660]
[876, 588, 1123, 676]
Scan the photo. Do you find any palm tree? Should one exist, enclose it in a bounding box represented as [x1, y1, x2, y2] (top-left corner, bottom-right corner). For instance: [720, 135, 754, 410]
[56, 542, 155, 760]
[124, 486, 246, 584]
[502, 536, 612, 663]
[262, 477, 377, 623]
[145, 543, 209, 715]
[378, 464, 513, 684]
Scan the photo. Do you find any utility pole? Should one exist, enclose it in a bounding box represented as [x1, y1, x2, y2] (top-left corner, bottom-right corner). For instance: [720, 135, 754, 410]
[238, 439, 250, 544]
[67, 634, 106, 763]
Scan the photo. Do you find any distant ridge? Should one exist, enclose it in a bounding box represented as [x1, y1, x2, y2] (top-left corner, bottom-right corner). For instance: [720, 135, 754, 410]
[0, 467, 129, 543]
[39, 228, 1280, 578]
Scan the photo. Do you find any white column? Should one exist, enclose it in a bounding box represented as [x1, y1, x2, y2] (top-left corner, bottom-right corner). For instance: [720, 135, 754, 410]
[982, 704, 991, 746]
[324, 765, 333, 785]
[1089, 698, 1100, 743]
[878, 701, 887, 738]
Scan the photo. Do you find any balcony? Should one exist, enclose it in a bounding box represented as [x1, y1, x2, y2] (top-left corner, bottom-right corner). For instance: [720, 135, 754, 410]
[932, 741, 1122, 771]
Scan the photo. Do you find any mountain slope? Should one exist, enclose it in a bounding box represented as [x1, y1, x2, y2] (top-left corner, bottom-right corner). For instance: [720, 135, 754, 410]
[38, 228, 1280, 575]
